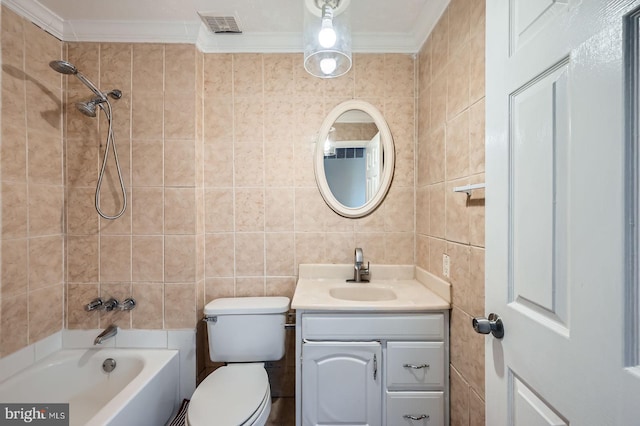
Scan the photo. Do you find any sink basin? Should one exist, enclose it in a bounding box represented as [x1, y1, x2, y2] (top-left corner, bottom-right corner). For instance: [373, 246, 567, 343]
[329, 286, 397, 302]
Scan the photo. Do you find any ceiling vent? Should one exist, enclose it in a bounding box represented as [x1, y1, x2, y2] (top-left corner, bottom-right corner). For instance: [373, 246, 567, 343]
[198, 13, 242, 34]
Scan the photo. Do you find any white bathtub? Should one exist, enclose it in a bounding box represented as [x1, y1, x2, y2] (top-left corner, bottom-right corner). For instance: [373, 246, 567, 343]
[0, 348, 179, 426]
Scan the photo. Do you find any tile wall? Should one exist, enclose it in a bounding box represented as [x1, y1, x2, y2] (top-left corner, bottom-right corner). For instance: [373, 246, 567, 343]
[415, 0, 486, 425]
[0, 7, 64, 357]
[0, 4, 488, 425]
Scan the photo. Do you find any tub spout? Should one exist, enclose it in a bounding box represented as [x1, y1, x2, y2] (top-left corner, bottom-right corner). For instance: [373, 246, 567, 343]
[94, 324, 118, 345]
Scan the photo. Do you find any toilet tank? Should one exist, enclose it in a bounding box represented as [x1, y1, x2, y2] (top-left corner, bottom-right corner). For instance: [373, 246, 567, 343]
[204, 297, 290, 362]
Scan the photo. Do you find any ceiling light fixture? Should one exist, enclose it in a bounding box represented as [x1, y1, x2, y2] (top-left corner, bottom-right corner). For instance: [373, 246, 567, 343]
[304, 0, 352, 79]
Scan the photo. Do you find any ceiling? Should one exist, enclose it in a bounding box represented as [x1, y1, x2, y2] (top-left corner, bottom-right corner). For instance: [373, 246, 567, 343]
[3, 0, 449, 53]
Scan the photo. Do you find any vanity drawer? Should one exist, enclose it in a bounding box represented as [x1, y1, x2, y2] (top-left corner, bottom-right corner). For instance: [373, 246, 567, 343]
[386, 342, 444, 390]
[302, 313, 444, 340]
[386, 391, 444, 425]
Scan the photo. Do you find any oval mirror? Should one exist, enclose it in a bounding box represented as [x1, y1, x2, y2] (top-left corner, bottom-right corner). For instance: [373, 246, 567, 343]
[314, 100, 395, 218]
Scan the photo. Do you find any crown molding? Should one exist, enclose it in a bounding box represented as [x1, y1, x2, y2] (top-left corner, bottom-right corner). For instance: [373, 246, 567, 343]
[2, 0, 65, 39]
[3, 0, 448, 53]
[66, 20, 199, 43]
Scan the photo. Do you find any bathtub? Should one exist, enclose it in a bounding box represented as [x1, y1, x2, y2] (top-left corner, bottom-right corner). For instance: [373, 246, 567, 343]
[0, 348, 179, 426]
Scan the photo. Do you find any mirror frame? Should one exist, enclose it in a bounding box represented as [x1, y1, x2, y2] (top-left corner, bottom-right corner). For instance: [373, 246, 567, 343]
[314, 100, 395, 218]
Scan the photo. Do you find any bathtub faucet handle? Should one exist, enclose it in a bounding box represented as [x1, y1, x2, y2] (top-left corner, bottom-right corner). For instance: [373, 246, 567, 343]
[118, 298, 136, 311]
[103, 298, 119, 312]
[85, 298, 104, 312]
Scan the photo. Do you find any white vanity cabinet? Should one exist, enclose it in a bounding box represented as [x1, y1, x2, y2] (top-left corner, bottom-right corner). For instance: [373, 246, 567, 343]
[296, 311, 450, 426]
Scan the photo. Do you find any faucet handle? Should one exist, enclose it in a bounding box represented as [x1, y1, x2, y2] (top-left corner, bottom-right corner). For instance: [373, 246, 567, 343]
[103, 298, 119, 312]
[118, 298, 136, 311]
[361, 261, 370, 276]
[355, 248, 364, 264]
[85, 298, 104, 312]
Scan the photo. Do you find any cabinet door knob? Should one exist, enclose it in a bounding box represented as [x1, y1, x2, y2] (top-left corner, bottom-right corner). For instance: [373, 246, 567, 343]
[403, 363, 429, 369]
[403, 414, 429, 421]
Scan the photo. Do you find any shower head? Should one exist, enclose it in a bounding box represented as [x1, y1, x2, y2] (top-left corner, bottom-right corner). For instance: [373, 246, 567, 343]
[49, 59, 106, 101]
[49, 60, 78, 75]
[75, 98, 102, 118]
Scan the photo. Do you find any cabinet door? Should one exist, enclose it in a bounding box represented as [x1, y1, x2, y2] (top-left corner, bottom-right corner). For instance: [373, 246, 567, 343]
[302, 341, 382, 426]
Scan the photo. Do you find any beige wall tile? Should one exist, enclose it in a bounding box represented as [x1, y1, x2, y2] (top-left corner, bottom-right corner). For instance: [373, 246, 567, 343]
[98, 282, 132, 328]
[450, 306, 485, 398]
[98, 189, 132, 235]
[450, 365, 470, 426]
[132, 140, 164, 186]
[133, 44, 164, 93]
[469, 32, 485, 105]
[384, 186, 414, 232]
[164, 188, 196, 234]
[132, 187, 164, 235]
[165, 44, 196, 93]
[266, 277, 296, 299]
[446, 110, 470, 180]
[2, 124, 27, 183]
[66, 138, 99, 187]
[164, 139, 196, 186]
[205, 277, 235, 302]
[100, 236, 132, 282]
[132, 282, 164, 329]
[67, 283, 100, 329]
[236, 277, 265, 297]
[235, 189, 265, 232]
[204, 54, 232, 97]
[28, 184, 63, 236]
[448, 0, 470, 58]
[234, 98, 264, 144]
[204, 189, 234, 232]
[447, 242, 470, 310]
[428, 237, 447, 280]
[384, 54, 414, 98]
[446, 179, 470, 244]
[132, 236, 164, 282]
[264, 55, 294, 95]
[1, 293, 28, 356]
[1, 238, 28, 298]
[132, 93, 163, 139]
[234, 143, 265, 187]
[205, 233, 235, 277]
[430, 9, 449, 79]
[384, 233, 414, 264]
[100, 43, 132, 89]
[165, 235, 196, 282]
[429, 183, 446, 239]
[416, 187, 430, 235]
[29, 284, 63, 342]
[29, 236, 64, 290]
[164, 283, 196, 328]
[233, 54, 264, 97]
[469, 388, 486, 426]
[447, 45, 470, 120]
[265, 188, 294, 232]
[2, 182, 27, 238]
[469, 100, 485, 175]
[416, 234, 429, 270]
[295, 188, 325, 232]
[235, 233, 265, 276]
[203, 143, 233, 187]
[164, 94, 196, 140]
[67, 235, 99, 283]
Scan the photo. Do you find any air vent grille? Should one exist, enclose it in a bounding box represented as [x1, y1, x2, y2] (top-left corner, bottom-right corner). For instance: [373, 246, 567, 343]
[198, 14, 242, 34]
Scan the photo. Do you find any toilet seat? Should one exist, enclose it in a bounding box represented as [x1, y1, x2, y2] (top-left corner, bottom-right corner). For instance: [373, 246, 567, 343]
[187, 363, 270, 426]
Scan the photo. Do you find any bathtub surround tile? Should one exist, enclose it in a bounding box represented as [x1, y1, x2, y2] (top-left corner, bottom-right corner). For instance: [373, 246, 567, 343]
[99, 282, 133, 329]
[28, 236, 64, 290]
[164, 235, 196, 282]
[1, 294, 29, 356]
[164, 283, 196, 328]
[67, 283, 100, 329]
[132, 282, 164, 329]
[29, 285, 63, 342]
[132, 187, 164, 235]
[1, 238, 28, 298]
[132, 237, 164, 282]
[100, 236, 132, 282]
[67, 235, 99, 283]
[164, 187, 196, 235]
[28, 184, 64, 236]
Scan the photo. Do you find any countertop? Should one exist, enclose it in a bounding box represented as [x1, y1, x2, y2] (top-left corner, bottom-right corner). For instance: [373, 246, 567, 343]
[291, 264, 451, 311]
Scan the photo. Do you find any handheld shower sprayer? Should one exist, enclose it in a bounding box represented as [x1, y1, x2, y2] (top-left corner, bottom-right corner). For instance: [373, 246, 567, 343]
[49, 59, 127, 220]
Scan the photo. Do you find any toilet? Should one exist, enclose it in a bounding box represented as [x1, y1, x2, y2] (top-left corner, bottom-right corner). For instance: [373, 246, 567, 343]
[187, 296, 290, 426]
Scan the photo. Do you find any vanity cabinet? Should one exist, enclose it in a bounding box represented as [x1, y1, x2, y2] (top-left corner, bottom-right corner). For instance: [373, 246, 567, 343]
[296, 311, 450, 426]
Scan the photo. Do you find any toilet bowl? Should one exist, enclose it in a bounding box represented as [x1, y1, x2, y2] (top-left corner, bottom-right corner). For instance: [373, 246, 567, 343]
[186, 297, 290, 426]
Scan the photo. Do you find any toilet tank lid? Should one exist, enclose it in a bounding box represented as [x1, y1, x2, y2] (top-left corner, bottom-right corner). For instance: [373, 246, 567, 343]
[204, 296, 290, 315]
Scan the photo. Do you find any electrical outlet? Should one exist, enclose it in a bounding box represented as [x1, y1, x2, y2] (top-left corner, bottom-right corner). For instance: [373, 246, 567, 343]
[442, 254, 450, 278]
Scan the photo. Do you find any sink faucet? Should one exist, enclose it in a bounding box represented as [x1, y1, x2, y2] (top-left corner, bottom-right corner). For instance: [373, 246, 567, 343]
[94, 324, 118, 345]
[347, 248, 370, 283]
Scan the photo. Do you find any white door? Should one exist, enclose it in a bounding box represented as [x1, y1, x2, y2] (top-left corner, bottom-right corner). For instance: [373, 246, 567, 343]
[486, 0, 640, 424]
[301, 341, 382, 426]
[366, 132, 382, 202]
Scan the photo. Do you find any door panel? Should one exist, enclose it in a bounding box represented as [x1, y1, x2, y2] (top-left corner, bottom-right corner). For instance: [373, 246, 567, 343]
[510, 59, 570, 328]
[486, 1, 640, 424]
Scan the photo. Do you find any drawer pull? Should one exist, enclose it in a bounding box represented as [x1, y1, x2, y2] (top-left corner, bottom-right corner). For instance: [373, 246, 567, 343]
[403, 414, 430, 421]
[403, 363, 429, 369]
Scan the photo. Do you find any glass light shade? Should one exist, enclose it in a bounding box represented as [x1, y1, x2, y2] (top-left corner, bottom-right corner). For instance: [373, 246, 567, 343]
[304, 1, 351, 79]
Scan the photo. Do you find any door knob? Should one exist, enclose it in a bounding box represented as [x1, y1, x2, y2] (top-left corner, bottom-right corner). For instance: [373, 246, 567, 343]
[472, 313, 504, 339]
